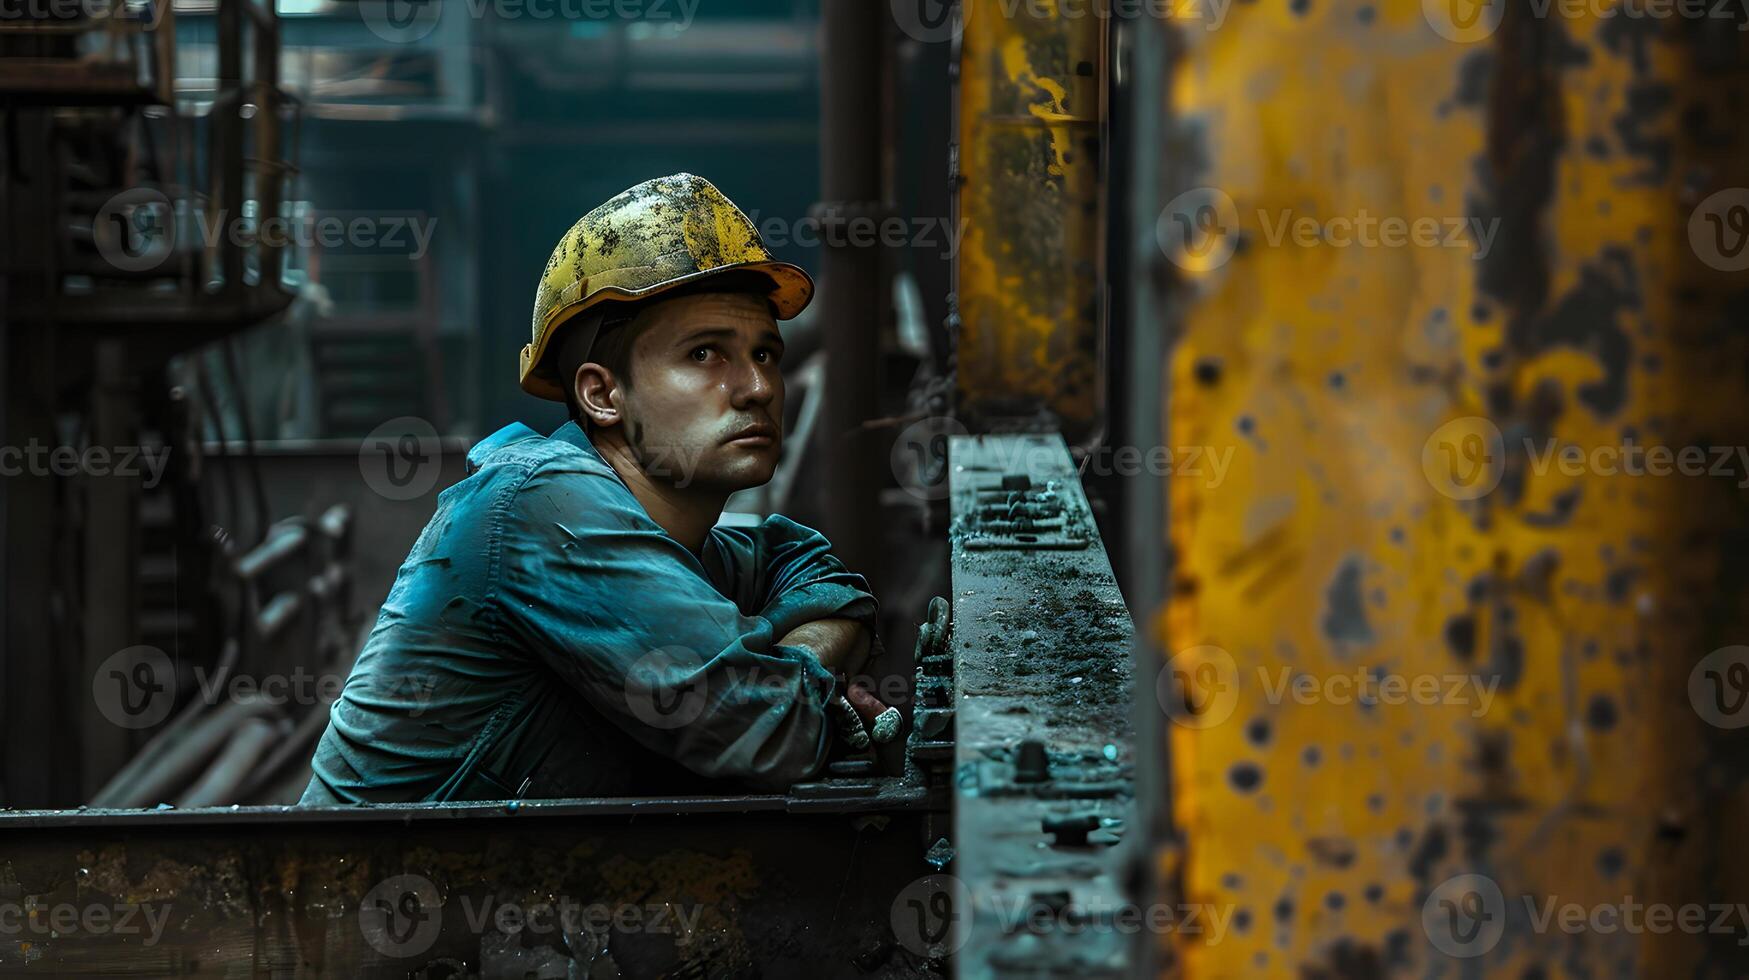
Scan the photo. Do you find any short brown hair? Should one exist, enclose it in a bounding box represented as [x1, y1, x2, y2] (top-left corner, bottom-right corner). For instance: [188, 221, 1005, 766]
[554, 270, 780, 422]
[557, 307, 638, 422]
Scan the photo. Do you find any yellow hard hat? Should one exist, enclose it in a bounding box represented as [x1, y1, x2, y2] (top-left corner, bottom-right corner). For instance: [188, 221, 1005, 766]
[520, 172, 815, 401]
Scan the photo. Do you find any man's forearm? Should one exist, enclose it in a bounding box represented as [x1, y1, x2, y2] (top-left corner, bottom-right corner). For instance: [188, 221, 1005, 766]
[776, 617, 870, 676]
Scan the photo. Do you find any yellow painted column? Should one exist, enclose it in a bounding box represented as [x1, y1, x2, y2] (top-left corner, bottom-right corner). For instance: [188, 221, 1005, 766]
[1151, 0, 1749, 974]
[957, 0, 1104, 439]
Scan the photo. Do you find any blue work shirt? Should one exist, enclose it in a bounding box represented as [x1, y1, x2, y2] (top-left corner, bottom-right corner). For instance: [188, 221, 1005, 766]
[302, 420, 877, 804]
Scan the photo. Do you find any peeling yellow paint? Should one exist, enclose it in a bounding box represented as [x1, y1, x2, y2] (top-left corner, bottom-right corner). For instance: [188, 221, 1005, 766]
[1154, 0, 1749, 975]
[958, 0, 1102, 437]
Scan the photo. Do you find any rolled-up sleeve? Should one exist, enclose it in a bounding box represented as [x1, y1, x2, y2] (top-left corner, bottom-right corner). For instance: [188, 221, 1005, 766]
[705, 514, 880, 640]
[494, 463, 845, 790]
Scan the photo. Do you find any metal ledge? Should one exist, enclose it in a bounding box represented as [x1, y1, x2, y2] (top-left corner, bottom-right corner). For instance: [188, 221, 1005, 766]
[949, 433, 1138, 979]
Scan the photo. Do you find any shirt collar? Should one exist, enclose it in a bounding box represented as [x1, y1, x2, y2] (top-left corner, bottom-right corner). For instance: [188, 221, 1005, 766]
[550, 419, 628, 491]
[548, 418, 596, 457]
[465, 418, 633, 496]
[464, 422, 539, 474]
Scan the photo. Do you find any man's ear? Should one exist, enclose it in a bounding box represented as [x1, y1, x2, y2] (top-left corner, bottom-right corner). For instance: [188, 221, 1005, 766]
[574, 363, 623, 428]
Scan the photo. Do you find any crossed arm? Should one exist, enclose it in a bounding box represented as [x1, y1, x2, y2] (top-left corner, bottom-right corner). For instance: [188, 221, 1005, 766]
[498, 464, 886, 789]
[777, 617, 869, 675]
[777, 616, 897, 741]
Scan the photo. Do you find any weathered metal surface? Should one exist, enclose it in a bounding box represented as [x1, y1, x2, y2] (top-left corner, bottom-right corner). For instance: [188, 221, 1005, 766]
[1150, 0, 1749, 976]
[0, 747, 944, 977]
[956, 2, 1104, 439]
[949, 434, 1136, 977]
[0, 807, 939, 977]
[0, 700, 946, 974]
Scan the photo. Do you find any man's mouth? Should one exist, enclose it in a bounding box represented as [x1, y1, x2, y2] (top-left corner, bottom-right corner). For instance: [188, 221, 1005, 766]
[724, 422, 778, 448]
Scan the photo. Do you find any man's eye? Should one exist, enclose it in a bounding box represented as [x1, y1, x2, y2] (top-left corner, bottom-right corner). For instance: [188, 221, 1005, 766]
[691, 347, 712, 362]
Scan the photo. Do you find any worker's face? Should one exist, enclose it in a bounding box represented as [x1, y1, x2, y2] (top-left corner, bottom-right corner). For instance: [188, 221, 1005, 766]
[614, 291, 786, 493]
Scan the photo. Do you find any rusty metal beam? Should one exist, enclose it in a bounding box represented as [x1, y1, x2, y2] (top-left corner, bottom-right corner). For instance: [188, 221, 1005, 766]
[0, 807, 938, 976]
[956, 2, 1105, 440]
[1147, 0, 1749, 975]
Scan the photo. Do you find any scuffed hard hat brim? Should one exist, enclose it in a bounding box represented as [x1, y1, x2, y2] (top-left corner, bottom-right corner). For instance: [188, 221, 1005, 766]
[517, 258, 813, 402]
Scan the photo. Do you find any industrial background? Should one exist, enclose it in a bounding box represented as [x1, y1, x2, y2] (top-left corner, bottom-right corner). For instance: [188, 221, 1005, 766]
[0, 0, 1746, 975]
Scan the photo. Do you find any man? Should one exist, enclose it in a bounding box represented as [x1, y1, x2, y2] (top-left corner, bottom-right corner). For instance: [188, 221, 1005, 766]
[302, 174, 888, 804]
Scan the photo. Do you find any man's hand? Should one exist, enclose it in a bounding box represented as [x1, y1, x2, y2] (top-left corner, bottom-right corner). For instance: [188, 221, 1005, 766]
[777, 618, 900, 747]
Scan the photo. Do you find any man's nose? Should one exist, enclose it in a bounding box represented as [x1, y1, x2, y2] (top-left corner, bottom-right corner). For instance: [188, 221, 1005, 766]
[728, 358, 778, 409]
